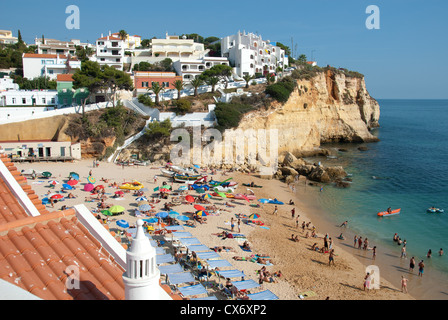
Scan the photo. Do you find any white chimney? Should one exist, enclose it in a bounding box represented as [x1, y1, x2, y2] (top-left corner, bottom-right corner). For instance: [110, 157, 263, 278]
[122, 219, 161, 300]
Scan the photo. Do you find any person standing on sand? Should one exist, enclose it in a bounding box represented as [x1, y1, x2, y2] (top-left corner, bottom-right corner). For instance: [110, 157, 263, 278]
[291, 208, 295, 219]
[401, 245, 407, 258]
[401, 275, 408, 293]
[237, 218, 241, 233]
[418, 260, 424, 277]
[273, 206, 278, 215]
[329, 249, 335, 266]
[354, 235, 358, 248]
[358, 236, 363, 249]
[230, 217, 235, 232]
[409, 257, 416, 273]
[372, 246, 377, 260]
[363, 272, 371, 291]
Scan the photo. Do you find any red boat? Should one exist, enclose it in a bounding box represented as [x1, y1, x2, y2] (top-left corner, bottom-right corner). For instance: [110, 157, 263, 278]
[377, 208, 401, 217]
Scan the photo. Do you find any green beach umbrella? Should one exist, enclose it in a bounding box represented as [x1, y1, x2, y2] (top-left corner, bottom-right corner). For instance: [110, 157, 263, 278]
[101, 210, 112, 216]
[109, 205, 125, 214]
[42, 172, 52, 178]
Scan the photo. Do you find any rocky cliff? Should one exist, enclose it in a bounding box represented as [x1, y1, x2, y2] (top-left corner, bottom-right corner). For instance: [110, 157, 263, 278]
[236, 69, 380, 156]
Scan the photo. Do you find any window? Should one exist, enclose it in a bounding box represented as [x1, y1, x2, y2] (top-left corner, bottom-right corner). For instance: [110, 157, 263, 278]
[42, 98, 46, 104]
[142, 81, 149, 88]
[182, 65, 188, 71]
[51, 98, 56, 104]
[112, 42, 118, 47]
[12, 98, 16, 104]
[100, 58, 105, 61]
[116, 58, 121, 62]
[250, 55, 254, 59]
[184, 75, 191, 79]
[112, 50, 119, 55]
[49, 70, 54, 74]
[198, 65, 204, 71]
[162, 82, 169, 88]
[22, 98, 26, 104]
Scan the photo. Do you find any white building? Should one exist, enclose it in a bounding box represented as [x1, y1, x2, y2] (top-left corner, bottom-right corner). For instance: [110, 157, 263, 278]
[0, 141, 81, 160]
[0, 30, 18, 45]
[151, 34, 206, 60]
[221, 31, 289, 78]
[0, 90, 58, 107]
[22, 53, 81, 80]
[95, 33, 125, 70]
[173, 56, 230, 83]
[0, 76, 19, 91]
[34, 37, 92, 55]
[110, 32, 142, 50]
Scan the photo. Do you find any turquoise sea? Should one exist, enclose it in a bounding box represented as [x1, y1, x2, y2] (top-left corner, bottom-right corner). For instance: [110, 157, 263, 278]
[306, 99, 448, 297]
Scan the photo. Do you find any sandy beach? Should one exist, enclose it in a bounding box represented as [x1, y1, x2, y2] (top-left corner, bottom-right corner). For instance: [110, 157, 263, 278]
[15, 159, 413, 300]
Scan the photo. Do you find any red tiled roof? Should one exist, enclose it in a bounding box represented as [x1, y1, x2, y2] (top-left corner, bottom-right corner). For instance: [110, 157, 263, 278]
[97, 36, 122, 41]
[0, 153, 182, 300]
[56, 74, 74, 82]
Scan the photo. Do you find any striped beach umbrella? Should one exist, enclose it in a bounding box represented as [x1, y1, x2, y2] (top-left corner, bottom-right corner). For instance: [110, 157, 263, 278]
[87, 176, 96, 184]
[249, 213, 260, 220]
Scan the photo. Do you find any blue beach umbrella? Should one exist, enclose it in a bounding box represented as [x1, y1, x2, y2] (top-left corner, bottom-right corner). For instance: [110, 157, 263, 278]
[156, 211, 169, 218]
[116, 220, 129, 228]
[177, 215, 190, 221]
[135, 196, 148, 202]
[62, 184, 73, 190]
[144, 218, 159, 224]
[138, 204, 152, 212]
[169, 211, 180, 218]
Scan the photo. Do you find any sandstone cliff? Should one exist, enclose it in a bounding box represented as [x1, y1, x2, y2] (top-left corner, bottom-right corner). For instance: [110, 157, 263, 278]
[236, 69, 380, 156]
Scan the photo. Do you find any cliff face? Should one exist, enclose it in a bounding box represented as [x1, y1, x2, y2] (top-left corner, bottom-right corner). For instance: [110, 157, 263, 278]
[237, 70, 380, 155]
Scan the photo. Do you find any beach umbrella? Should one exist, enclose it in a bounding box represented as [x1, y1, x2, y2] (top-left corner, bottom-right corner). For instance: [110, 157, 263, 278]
[169, 212, 180, 218]
[84, 183, 94, 192]
[110, 205, 125, 214]
[49, 180, 59, 185]
[138, 204, 152, 212]
[169, 210, 179, 216]
[156, 211, 169, 218]
[194, 204, 206, 211]
[116, 220, 129, 228]
[135, 196, 147, 202]
[144, 218, 159, 224]
[42, 197, 49, 204]
[94, 185, 105, 190]
[51, 194, 64, 200]
[178, 185, 188, 191]
[258, 199, 270, 204]
[101, 210, 112, 216]
[177, 215, 190, 221]
[193, 164, 200, 169]
[42, 172, 52, 178]
[196, 188, 205, 194]
[196, 211, 208, 217]
[87, 176, 96, 184]
[201, 193, 212, 199]
[185, 195, 194, 203]
[249, 213, 261, 220]
[71, 174, 79, 180]
[115, 190, 124, 195]
[160, 188, 171, 193]
[66, 180, 78, 186]
[138, 200, 149, 207]
[62, 184, 73, 190]
[69, 172, 79, 178]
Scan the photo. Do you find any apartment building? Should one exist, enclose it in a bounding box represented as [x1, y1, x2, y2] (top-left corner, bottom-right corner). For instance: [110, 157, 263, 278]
[0, 30, 18, 45]
[22, 53, 81, 80]
[95, 34, 125, 70]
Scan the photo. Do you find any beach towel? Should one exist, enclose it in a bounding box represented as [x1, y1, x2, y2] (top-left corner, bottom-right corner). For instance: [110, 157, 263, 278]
[178, 284, 208, 297]
[247, 290, 279, 300]
[239, 245, 252, 252]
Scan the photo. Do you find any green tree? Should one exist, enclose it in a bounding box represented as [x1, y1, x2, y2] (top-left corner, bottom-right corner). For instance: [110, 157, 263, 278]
[297, 54, 307, 64]
[148, 81, 163, 106]
[275, 42, 291, 57]
[17, 30, 23, 44]
[243, 74, 253, 89]
[141, 39, 151, 48]
[172, 79, 184, 100]
[206, 76, 219, 93]
[101, 65, 134, 107]
[175, 99, 192, 115]
[189, 77, 203, 97]
[200, 64, 232, 89]
[146, 119, 172, 140]
[72, 60, 103, 116]
[118, 30, 128, 41]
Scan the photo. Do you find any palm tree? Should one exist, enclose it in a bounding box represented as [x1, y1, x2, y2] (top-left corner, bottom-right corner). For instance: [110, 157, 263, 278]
[148, 82, 163, 106]
[172, 79, 184, 100]
[118, 30, 128, 41]
[243, 74, 253, 89]
[206, 76, 219, 93]
[189, 77, 203, 97]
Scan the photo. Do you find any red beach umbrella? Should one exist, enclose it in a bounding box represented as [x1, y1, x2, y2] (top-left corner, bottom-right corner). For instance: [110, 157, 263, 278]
[67, 180, 78, 186]
[185, 195, 194, 203]
[194, 204, 206, 211]
[51, 194, 64, 200]
[115, 190, 124, 195]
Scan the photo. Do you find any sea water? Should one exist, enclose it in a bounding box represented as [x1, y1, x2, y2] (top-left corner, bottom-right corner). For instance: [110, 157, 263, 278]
[306, 99, 448, 297]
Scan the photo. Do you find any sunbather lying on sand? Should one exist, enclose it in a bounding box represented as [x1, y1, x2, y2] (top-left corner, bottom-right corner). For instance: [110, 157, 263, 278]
[214, 246, 235, 252]
[233, 256, 251, 261]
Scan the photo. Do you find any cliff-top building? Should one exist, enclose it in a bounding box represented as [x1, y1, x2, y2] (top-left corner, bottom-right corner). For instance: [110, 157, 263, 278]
[221, 31, 289, 78]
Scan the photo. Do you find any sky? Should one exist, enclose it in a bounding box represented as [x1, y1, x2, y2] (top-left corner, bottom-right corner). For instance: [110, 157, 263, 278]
[2, 0, 448, 99]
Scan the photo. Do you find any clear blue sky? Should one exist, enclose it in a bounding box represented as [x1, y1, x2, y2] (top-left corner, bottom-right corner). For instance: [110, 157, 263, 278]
[2, 0, 448, 99]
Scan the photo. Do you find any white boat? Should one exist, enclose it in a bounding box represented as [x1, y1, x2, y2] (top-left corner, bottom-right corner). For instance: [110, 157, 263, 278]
[160, 165, 197, 177]
[213, 186, 236, 193]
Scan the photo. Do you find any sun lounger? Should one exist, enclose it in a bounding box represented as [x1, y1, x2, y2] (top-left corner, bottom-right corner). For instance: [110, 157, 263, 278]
[186, 244, 210, 252]
[166, 272, 196, 286]
[156, 254, 175, 265]
[178, 283, 208, 297]
[247, 289, 279, 300]
[232, 279, 260, 292]
[170, 232, 193, 238]
[216, 269, 245, 279]
[158, 263, 184, 275]
[196, 251, 221, 260]
[205, 259, 233, 269]
[179, 237, 201, 246]
[191, 295, 218, 300]
[165, 225, 185, 231]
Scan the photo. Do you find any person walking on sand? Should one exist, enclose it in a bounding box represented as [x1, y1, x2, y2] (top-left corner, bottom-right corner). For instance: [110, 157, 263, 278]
[273, 205, 278, 215]
[363, 272, 371, 291]
[401, 245, 407, 258]
[401, 275, 408, 293]
[237, 218, 241, 233]
[291, 207, 295, 219]
[372, 246, 377, 260]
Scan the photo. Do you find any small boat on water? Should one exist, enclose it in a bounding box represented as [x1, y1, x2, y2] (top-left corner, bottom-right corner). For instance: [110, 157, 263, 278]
[377, 208, 401, 217]
[427, 207, 444, 213]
